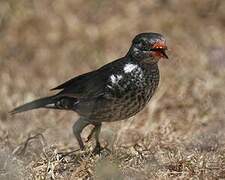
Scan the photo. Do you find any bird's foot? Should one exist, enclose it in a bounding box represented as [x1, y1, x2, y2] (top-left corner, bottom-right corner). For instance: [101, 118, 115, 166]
[92, 143, 103, 155]
[92, 143, 112, 156]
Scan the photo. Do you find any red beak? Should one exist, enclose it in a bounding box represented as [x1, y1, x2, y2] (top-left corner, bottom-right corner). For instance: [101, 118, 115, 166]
[151, 41, 168, 59]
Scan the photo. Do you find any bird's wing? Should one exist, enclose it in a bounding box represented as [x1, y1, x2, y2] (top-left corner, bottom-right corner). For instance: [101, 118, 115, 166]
[51, 70, 97, 91]
[52, 68, 110, 99]
[52, 57, 125, 99]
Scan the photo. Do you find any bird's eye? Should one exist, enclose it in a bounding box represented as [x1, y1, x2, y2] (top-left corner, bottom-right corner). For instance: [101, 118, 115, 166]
[138, 39, 148, 50]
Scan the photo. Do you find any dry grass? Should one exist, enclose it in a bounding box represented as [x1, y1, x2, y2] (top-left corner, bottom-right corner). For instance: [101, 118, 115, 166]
[1, 0, 225, 179]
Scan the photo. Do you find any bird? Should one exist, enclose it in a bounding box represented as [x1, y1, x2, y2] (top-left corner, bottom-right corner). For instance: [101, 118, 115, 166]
[10, 32, 168, 154]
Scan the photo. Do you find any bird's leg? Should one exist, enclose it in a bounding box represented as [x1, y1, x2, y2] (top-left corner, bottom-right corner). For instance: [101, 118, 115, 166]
[85, 126, 96, 143]
[92, 122, 103, 155]
[72, 117, 90, 150]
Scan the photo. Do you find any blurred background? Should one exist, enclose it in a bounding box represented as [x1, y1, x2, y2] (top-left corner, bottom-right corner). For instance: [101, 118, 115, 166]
[0, 0, 225, 179]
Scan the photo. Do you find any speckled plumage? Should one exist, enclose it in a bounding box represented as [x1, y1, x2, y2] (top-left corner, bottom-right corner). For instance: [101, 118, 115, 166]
[76, 60, 160, 122]
[11, 32, 168, 154]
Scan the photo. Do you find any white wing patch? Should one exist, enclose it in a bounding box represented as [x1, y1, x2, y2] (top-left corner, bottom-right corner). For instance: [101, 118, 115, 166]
[45, 103, 55, 108]
[110, 74, 123, 84]
[123, 63, 138, 73]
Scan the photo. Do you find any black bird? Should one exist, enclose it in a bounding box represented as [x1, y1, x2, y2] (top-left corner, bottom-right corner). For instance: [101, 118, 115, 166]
[11, 32, 168, 154]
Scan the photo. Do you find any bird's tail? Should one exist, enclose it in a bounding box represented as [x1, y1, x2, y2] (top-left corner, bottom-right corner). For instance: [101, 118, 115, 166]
[10, 96, 56, 114]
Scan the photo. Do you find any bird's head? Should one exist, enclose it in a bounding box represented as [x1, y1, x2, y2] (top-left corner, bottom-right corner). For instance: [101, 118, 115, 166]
[128, 32, 168, 63]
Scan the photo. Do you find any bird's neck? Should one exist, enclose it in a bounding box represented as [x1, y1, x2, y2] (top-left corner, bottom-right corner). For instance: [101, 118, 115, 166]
[125, 53, 159, 66]
[126, 47, 158, 64]
[126, 47, 141, 60]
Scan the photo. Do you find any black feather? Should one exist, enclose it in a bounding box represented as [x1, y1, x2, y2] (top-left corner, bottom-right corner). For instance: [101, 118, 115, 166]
[10, 96, 55, 114]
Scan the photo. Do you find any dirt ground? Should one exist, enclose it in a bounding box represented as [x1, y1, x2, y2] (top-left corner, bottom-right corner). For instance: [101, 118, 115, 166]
[1, 0, 225, 179]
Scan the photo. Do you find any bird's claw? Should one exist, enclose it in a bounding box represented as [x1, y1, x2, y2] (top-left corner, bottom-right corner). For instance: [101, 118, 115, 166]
[92, 143, 104, 155]
[92, 143, 112, 156]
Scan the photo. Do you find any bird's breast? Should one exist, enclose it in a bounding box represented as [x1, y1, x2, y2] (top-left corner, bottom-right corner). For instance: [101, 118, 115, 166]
[107, 63, 158, 95]
[88, 63, 159, 122]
